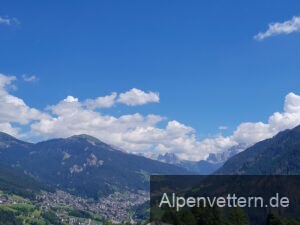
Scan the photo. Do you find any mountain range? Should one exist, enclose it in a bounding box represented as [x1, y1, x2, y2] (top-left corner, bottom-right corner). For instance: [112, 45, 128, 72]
[1, 123, 300, 200]
[156, 144, 244, 174]
[0, 133, 190, 199]
[157, 153, 223, 175]
[156, 124, 300, 176]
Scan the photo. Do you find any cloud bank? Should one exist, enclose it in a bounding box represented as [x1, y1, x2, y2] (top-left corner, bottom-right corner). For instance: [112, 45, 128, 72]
[254, 16, 300, 40]
[1, 73, 300, 161]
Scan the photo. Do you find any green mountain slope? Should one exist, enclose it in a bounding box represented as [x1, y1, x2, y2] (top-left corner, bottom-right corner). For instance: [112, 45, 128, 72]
[0, 164, 47, 199]
[0, 133, 190, 198]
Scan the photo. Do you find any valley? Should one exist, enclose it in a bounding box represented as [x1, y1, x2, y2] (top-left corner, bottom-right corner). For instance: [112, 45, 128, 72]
[2, 124, 300, 224]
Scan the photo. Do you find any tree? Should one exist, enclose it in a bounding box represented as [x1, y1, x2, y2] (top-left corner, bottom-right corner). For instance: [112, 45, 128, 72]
[191, 206, 225, 225]
[0, 208, 23, 225]
[33, 209, 41, 218]
[41, 210, 62, 225]
[266, 214, 285, 225]
[226, 207, 249, 225]
[181, 210, 197, 225]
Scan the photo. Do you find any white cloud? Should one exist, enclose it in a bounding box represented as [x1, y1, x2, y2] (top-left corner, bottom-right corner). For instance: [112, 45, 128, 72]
[84, 92, 117, 109]
[22, 74, 37, 82]
[224, 92, 300, 149]
[0, 74, 16, 90]
[17, 89, 300, 159]
[0, 16, 18, 26]
[30, 90, 204, 160]
[268, 93, 300, 131]
[165, 92, 300, 160]
[30, 98, 234, 160]
[0, 74, 49, 125]
[64, 96, 79, 103]
[0, 122, 19, 137]
[231, 122, 272, 145]
[1, 73, 300, 161]
[254, 16, 300, 41]
[0, 74, 49, 137]
[56, 89, 158, 110]
[0, 16, 11, 25]
[117, 88, 159, 106]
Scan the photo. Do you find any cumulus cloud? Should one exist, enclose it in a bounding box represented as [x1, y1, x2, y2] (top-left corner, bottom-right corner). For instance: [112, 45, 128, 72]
[0, 74, 16, 89]
[28, 88, 204, 160]
[1, 73, 300, 161]
[231, 122, 272, 146]
[159, 92, 300, 160]
[0, 74, 49, 137]
[64, 96, 78, 103]
[54, 89, 159, 110]
[31, 95, 165, 149]
[254, 16, 300, 41]
[0, 74, 49, 125]
[22, 74, 37, 82]
[162, 92, 300, 160]
[84, 92, 117, 109]
[268, 93, 300, 131]
[0, 122, 19, 137]
[117, 88, 159, 106]
[224, 92, 300, 150]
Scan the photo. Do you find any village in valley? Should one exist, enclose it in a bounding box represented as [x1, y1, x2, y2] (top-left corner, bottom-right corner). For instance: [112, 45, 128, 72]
[0, 189, 149, 225]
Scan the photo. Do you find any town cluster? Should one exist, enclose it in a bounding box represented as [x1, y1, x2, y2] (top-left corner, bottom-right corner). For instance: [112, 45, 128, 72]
[0, 189, 149, 224]
[38, 190, 149, 224]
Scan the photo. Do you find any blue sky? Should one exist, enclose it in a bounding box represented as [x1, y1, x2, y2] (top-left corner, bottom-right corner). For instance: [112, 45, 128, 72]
[1, 1, 300, 160]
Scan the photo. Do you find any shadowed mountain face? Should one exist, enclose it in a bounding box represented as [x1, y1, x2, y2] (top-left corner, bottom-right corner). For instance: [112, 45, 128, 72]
[0, 164, 49, 199]
[0, 133, 190, 199]
[216, 125, 300, 175]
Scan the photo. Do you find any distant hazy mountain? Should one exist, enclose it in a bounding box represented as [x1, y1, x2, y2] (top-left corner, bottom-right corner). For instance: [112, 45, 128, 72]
[156, 144, 246, 175]
[157, 153, 181, 164]
[157, 152, 224, 175]
[207, 144, 245, 164]
[216, 125, 300, 175]
[0, 133, 190, 199]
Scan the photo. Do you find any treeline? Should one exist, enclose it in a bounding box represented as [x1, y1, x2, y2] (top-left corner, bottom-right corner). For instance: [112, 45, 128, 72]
[156, 207, 300, 225]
